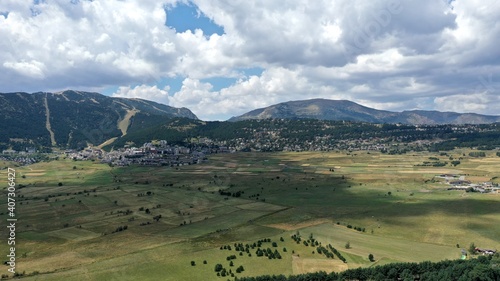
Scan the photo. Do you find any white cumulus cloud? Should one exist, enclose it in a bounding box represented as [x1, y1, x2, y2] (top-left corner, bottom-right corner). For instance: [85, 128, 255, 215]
[112, 84, 170, 105]
[0, 0, 499, 119]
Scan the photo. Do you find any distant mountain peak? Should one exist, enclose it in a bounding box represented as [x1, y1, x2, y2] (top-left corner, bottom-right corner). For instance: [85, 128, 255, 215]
[229, 99, 500, 125]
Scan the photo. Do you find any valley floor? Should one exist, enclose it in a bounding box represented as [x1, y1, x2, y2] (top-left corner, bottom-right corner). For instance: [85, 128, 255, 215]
[1, 149, 499, 280]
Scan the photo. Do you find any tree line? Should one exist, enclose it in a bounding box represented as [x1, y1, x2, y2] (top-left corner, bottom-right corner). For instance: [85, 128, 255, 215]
[235, 255, 499, 281]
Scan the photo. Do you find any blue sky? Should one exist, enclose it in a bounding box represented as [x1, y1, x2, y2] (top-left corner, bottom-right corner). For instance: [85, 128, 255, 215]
[103, 2, 264, 115]
[165, 2, 224, 36]
[1, 0, 499, 120]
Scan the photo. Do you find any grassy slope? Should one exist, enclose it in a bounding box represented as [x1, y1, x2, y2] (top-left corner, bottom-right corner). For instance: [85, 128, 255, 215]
[0, 150, 498, 280]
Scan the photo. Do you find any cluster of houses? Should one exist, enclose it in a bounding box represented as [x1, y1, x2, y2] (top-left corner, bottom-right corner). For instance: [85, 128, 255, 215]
[65, 140, 223, 167]
[0, 155, 39, 166]
[2, 147, 37, 155]
[208, 131, 441, 153]
[1, 147, 40, 165]
[475, 248, 497, 255]
[436, 174, 500, 193]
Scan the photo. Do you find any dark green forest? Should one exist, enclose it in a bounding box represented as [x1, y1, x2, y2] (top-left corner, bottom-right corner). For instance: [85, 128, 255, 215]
[236, 255, 499, 281]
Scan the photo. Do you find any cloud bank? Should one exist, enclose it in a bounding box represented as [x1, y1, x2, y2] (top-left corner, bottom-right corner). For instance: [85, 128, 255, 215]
[1, 0, 499, 120]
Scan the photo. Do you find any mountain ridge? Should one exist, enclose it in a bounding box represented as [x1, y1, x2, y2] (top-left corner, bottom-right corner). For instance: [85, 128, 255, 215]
[2, 92, 500, 152]
[0, 90, 198, 150]
[229, 98, 500, 125]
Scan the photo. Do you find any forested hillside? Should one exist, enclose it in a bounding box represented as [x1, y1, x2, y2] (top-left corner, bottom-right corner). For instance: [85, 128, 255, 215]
[110, 117, 500, 152]
[0, 91, 197, 151]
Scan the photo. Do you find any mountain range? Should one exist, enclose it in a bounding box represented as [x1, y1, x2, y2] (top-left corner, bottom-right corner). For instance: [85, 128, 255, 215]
[1, 91, 499, 150]
[0, 90, 196, 150]
[229, 99, 500, 125]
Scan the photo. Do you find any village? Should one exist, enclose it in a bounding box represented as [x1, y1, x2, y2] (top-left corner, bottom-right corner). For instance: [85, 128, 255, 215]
[1, 147, 43, 166]
[436, 174, 500, 193]
[63, 140, 228, 167]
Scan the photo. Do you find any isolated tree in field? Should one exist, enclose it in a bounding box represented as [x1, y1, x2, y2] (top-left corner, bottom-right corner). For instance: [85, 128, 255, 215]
[236, 265, 245, 273]
[190, 261, 195, 266]
[368, 253, 375, 262]
[345, 242, 350, 249]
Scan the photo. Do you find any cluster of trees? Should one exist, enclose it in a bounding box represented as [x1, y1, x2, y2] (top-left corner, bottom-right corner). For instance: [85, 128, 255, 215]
[236, 255, 500, 281]
[116, 209, 133, 215]
[291, 233, 302, 243]
[469, 151, 487, 157]
[316, 246, 335, 259]
[256, 248, 282, 259]
[346, 224, 366, 232]
[291, 233, 346, 262]
[112, 225, 128, 233]
[220, 240, 285, 259]
[214, 262, 244, 278]
[291, 233, 322, 248]
[218, 189, 243, 197]
[136, 191, 154, 197]
[416, 161, 449, 167]
[328, 244, 347, 263]
[208, 238, 289, 278]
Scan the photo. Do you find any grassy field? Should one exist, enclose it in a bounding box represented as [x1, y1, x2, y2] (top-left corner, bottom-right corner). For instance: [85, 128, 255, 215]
[0, 150, 499, 280]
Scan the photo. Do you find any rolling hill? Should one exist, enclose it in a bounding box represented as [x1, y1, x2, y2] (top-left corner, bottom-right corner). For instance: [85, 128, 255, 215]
[228, 99, 500, 125]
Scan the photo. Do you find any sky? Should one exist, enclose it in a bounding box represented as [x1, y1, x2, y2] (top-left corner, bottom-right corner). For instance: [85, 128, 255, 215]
[1, 0, 499, 120]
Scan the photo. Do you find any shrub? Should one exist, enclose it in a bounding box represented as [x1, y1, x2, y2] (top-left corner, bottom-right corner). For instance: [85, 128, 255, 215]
[214, 263, 223, 272]
[368, 254, 375, 262]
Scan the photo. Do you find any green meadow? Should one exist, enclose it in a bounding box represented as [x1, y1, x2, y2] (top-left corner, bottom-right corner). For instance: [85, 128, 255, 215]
[0, 150, 499, 280]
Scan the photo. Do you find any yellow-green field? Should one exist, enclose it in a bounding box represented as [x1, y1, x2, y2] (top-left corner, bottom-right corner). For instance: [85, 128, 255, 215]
[0, 150, 499, 280]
